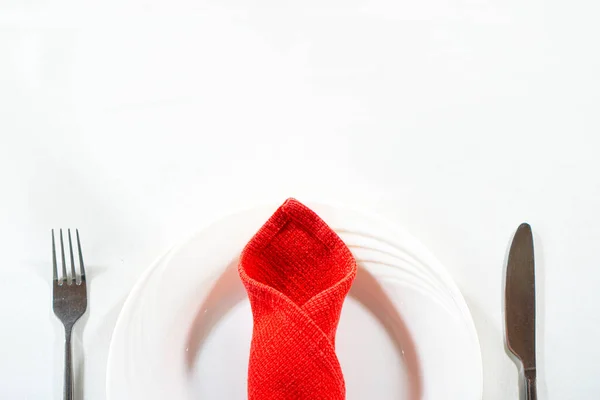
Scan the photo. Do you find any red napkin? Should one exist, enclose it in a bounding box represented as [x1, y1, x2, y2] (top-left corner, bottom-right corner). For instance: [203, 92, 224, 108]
[238, 198, 357, 400]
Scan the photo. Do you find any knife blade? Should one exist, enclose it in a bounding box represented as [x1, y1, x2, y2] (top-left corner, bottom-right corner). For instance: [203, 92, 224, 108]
[505, 222, 537, 399]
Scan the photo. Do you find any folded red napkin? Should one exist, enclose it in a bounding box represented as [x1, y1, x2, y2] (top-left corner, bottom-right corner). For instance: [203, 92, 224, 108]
[238, 199, 357, 399]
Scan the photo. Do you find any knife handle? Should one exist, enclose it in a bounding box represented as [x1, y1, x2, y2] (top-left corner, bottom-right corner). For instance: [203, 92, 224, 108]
[525, 370, 537, 400]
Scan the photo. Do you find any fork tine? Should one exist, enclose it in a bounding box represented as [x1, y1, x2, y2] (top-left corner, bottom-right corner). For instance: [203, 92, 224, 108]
[76, 229, 86, 282]
[52, 229, 58, 282]
[59, 229, 68, 285]
[68, 229, 77, 284]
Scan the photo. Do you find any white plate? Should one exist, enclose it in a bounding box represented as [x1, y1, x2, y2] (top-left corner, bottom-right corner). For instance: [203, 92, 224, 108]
[107, 203, 483, 399]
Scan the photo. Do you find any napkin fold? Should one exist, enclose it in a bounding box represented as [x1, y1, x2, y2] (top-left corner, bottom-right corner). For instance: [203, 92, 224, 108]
[239, 198, 357, 400]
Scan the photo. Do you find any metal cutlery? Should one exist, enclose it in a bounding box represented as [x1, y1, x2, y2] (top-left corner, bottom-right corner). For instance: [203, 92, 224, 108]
[505, 223, 537, 400]
[52, 229, 88, 400]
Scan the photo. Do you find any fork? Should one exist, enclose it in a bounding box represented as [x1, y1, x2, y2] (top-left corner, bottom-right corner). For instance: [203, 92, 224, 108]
[52, 229, 87, 400]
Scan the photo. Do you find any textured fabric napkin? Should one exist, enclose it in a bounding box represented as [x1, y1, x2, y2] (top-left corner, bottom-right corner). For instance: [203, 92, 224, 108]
[238, 198, 357, 399]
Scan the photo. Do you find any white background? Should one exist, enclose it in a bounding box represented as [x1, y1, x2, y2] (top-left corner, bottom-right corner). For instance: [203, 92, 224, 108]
[1, 0, 599, 399]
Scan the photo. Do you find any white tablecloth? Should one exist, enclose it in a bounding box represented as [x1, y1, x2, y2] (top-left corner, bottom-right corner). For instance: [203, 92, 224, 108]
[1, 1, 599, 399]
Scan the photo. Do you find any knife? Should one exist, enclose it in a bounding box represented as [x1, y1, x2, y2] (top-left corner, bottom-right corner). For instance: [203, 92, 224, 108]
[505, 223, 537, 400]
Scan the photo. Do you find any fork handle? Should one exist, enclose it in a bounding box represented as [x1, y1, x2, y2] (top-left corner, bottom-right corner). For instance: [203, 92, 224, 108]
[525, 370, 537, 400]
[64, 327, 73, 400]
